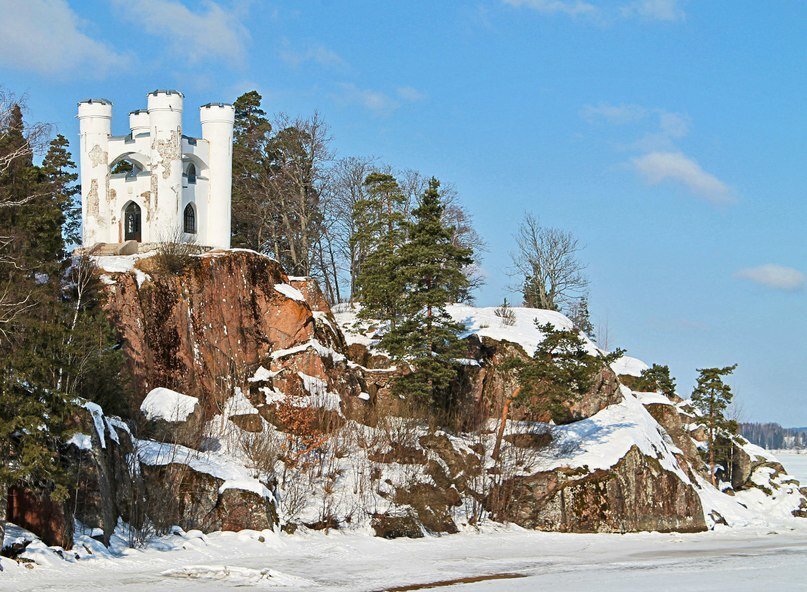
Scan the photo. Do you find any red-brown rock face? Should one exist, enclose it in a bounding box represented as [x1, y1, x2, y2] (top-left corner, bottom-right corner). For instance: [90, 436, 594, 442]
[103, 251, 337, 412]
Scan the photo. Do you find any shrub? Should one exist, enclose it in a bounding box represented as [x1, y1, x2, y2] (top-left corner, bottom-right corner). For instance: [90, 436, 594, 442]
[152, 229, 204, 275]
[494, 298, 516, 326]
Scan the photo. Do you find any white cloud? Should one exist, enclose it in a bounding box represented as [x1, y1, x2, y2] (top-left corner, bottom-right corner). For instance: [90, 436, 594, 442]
[280, 43, 345, 69]
[621, 0, 686, 22]
[113, 0, 249, 64]
[396, 86, 427, 102]
[658, 111, 690, 138]
[502, 0, 597, 16]
[335, 83, 425, 115]
[582, 103, 689, 137]
[0, 0, 129, 77]
[631, 151, 733, 203]
[503, 0, 685, 21]
[736, 265, 806, 292]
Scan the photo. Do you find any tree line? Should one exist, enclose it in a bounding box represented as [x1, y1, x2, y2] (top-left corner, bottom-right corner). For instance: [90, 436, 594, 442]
[740, 423, 807, 450]
[0, 90, 129, 555]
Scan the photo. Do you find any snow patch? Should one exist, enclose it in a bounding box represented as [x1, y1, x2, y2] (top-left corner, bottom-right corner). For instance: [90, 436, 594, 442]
[274, 283, 306, 302]
[271, 339, 346, 363]
[140, 387, 199, 422]
[610, 355, 650, 377]
[249, 365, 279, 382]
[135, 439, 272, 499]
[66, 432, 93, 451]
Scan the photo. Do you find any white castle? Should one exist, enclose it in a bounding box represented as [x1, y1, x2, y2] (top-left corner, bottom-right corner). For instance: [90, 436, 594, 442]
[77, 90, 234, 250]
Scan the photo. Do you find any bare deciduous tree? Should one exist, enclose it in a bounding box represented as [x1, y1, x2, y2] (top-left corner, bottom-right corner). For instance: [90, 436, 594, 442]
[510, 213, 588, 311]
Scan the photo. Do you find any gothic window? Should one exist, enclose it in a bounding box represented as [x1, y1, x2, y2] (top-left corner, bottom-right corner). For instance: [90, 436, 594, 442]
[186, 163, 197, 184]
[184, 203, 196, 234]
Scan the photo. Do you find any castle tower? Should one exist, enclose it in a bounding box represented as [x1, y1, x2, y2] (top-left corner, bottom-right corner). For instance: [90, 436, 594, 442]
[77, 99, 112, 245]
[129, 109, 150, 135]
[147, 90, 184, 241]
[200, 103, 235, 249]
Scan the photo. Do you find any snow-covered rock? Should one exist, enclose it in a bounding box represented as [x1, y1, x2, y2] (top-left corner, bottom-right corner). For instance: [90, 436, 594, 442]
[140, 387, 199, 422]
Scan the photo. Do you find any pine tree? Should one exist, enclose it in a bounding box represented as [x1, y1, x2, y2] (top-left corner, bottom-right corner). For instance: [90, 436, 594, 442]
[353, 172, 408, 326]
[493, 322, 623, 459]
[230, 91, 272, 249]
[690, 365, 738, 485]
[380, 178, 473, 417]
[634, 364, 677, 399]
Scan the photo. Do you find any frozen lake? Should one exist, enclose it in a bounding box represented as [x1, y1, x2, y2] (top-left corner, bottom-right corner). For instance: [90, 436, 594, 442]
[776, 450, 807, 484]
[2, 523, 807, 592]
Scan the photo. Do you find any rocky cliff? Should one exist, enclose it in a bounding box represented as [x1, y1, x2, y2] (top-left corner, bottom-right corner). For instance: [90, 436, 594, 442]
[8, 249, 804, 557]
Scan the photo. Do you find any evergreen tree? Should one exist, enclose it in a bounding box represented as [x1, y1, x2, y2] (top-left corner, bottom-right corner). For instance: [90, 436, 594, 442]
[634, 364, 677, 399]
[230, 91, 272, 249]
[0, 102, 74, 556]
[0, 100, 127, 556]
[380, 178, 473, 417]
[493, 322, 623, 459]
[353, 172, 408, 325]
[690, 365, 738, 485]
[567, 295, 595, 339]
[42, 134, 80, 248]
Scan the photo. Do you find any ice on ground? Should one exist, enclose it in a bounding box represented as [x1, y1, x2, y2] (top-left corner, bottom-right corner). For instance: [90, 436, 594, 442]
[83, 401, 108, 449]
[162, 565, 313, 587]
[775, 450, 807, 483]
[140, 387, 199, 422]
[274, 283, 306, 302]
[4, 523, 807, 591]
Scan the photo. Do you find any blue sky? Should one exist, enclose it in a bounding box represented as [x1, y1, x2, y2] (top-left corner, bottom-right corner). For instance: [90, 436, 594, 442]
[1, 0, 805, 425]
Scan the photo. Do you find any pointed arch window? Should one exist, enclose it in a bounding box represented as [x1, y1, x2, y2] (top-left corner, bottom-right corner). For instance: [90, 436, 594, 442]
[183, 203, 197, 234]
[186, 163, 197, 184]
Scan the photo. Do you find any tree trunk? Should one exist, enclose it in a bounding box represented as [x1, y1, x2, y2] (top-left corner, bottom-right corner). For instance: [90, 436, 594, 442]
[492, 387, 520, 461]
[709, 424, 716, 486]
[0, 484, 7, 569]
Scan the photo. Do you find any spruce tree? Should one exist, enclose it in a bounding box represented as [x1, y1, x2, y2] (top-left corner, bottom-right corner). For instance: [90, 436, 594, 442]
[42, 134, 80, 249]
[381, 178, 473, 417]
[690, 365, 738, 485]
[0, 103, 73, 556]
[353, 172, 408, 326]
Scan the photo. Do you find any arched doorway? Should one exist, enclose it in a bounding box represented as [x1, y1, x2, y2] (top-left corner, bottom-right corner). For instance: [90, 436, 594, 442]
[124, 202, 141, 242]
